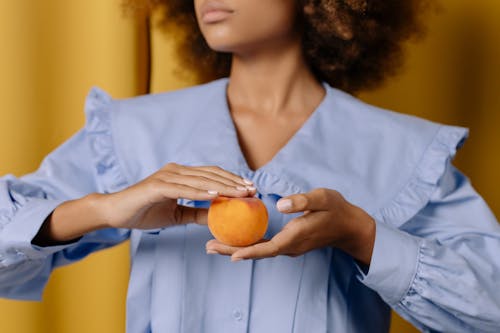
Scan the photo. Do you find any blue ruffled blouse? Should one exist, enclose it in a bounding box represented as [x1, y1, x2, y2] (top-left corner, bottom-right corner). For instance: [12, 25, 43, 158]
[1, 78, 500, 332]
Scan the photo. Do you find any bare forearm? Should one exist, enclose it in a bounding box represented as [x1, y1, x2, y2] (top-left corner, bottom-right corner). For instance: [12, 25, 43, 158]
[32, 193, 109, 247]
[31, 164, 256, 247]
[339, 210, 376, 266]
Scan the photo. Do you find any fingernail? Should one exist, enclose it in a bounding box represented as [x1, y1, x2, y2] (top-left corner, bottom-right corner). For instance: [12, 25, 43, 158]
[236, 186, 248, 191]
[243, 178, 253, 185]
[277, 199, 292, 212]
[246, 186, 256, 192]
[231, 257, 243, 262]
[206, 249, 218, 254]
[208, 190, 218, 196]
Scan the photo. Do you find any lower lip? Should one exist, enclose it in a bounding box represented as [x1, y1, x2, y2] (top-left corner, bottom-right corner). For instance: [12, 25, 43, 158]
[202, 10, 233, 24]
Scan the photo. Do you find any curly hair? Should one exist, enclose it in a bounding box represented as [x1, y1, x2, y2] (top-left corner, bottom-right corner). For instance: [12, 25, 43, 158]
[124, 0, 431, 93]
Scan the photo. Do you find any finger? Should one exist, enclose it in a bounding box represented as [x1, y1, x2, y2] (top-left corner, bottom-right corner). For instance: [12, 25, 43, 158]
[188, 172, 253, 191]
[205, 239, 241, 255]
[174, 206, 209, 225]
[276, 188, 332, 213]
[205, 239, 268, 256]
[150, 181, 220, 201]
[231, 227, 298, 260]
[230, 240, 281, 261]
[167, 163, 253, 186]
[194, 165, 254, 186]
[178, 166, 253, 188]
[155, 173, 254, 198]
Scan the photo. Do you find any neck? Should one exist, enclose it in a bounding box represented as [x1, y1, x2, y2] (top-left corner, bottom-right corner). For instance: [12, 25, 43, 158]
[227, 39, 325, 116]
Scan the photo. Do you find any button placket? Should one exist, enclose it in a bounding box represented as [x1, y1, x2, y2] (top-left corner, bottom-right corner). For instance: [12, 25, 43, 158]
[232, 308, 243, 321]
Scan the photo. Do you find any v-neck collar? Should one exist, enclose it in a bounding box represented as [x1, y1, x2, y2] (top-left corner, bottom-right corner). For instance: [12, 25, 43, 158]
[218, 78, 332, 176]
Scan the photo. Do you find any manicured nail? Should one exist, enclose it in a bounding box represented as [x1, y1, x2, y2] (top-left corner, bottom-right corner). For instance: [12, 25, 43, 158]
[243, 178, 253, 185]
[208, 190, 218, 196]
[206, 249, 218, 254]
[277, 199, 292, 212]
[236, 186, 248, 191]
[231, 256, 243, 262]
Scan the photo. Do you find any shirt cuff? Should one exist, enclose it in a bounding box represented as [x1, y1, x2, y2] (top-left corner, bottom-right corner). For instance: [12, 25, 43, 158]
[356, 221, 423, 306]
[0, 198, 77, 262]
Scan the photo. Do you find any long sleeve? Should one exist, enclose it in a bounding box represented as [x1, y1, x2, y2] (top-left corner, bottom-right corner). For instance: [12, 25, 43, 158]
[0, 88, 131, 300]
[358, 162, 500, 332]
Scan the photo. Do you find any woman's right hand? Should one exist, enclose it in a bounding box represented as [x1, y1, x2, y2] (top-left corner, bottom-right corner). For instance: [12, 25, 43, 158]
[32, 163, 255, 247]
[98, 163, 256, 230]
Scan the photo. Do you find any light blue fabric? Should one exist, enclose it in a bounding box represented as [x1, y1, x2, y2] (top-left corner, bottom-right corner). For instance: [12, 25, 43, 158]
[1, 78, 500, 332]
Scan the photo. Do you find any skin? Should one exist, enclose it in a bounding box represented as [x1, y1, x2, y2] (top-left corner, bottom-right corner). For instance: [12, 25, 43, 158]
[35, 0, 375, 266]
[195, 0, 376, 265]
[33, 163, 256, 246]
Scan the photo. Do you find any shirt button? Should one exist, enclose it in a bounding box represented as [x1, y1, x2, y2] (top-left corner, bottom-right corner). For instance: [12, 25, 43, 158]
[232, 309, 243, 321]
[96, 162, 108, 175]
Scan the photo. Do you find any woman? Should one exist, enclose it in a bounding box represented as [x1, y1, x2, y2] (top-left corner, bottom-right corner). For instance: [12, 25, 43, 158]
[1, 0, 499, 332]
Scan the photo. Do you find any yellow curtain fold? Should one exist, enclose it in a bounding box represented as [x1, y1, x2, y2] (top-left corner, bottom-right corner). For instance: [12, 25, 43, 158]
[1, 1, 498, 332]
[0, 1, 147, 332]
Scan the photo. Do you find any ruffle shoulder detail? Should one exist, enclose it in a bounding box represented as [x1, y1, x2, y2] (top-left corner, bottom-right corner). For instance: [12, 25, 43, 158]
[84, 87, 129, 193]
[374, 125, 469, 227]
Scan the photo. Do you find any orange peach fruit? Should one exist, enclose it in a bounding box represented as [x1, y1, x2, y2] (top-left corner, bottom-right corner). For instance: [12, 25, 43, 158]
[207, 196, 269, 247]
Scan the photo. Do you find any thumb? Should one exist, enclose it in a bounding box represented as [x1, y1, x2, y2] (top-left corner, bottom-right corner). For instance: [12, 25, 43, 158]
[277, 189, 333, 213]
[175, 206, 209, 225]
[276, 193, 310, 213]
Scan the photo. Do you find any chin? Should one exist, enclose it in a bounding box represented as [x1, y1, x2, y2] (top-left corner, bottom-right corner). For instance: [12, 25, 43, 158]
[204, 39, 239, 54]
[201, 28, 253, 54]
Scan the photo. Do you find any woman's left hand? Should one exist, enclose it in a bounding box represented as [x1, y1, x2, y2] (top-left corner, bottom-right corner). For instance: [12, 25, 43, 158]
[205, 188, 376, 266]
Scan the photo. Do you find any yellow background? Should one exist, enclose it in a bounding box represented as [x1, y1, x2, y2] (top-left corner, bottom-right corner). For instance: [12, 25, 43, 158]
[0, 0, 499, 332]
